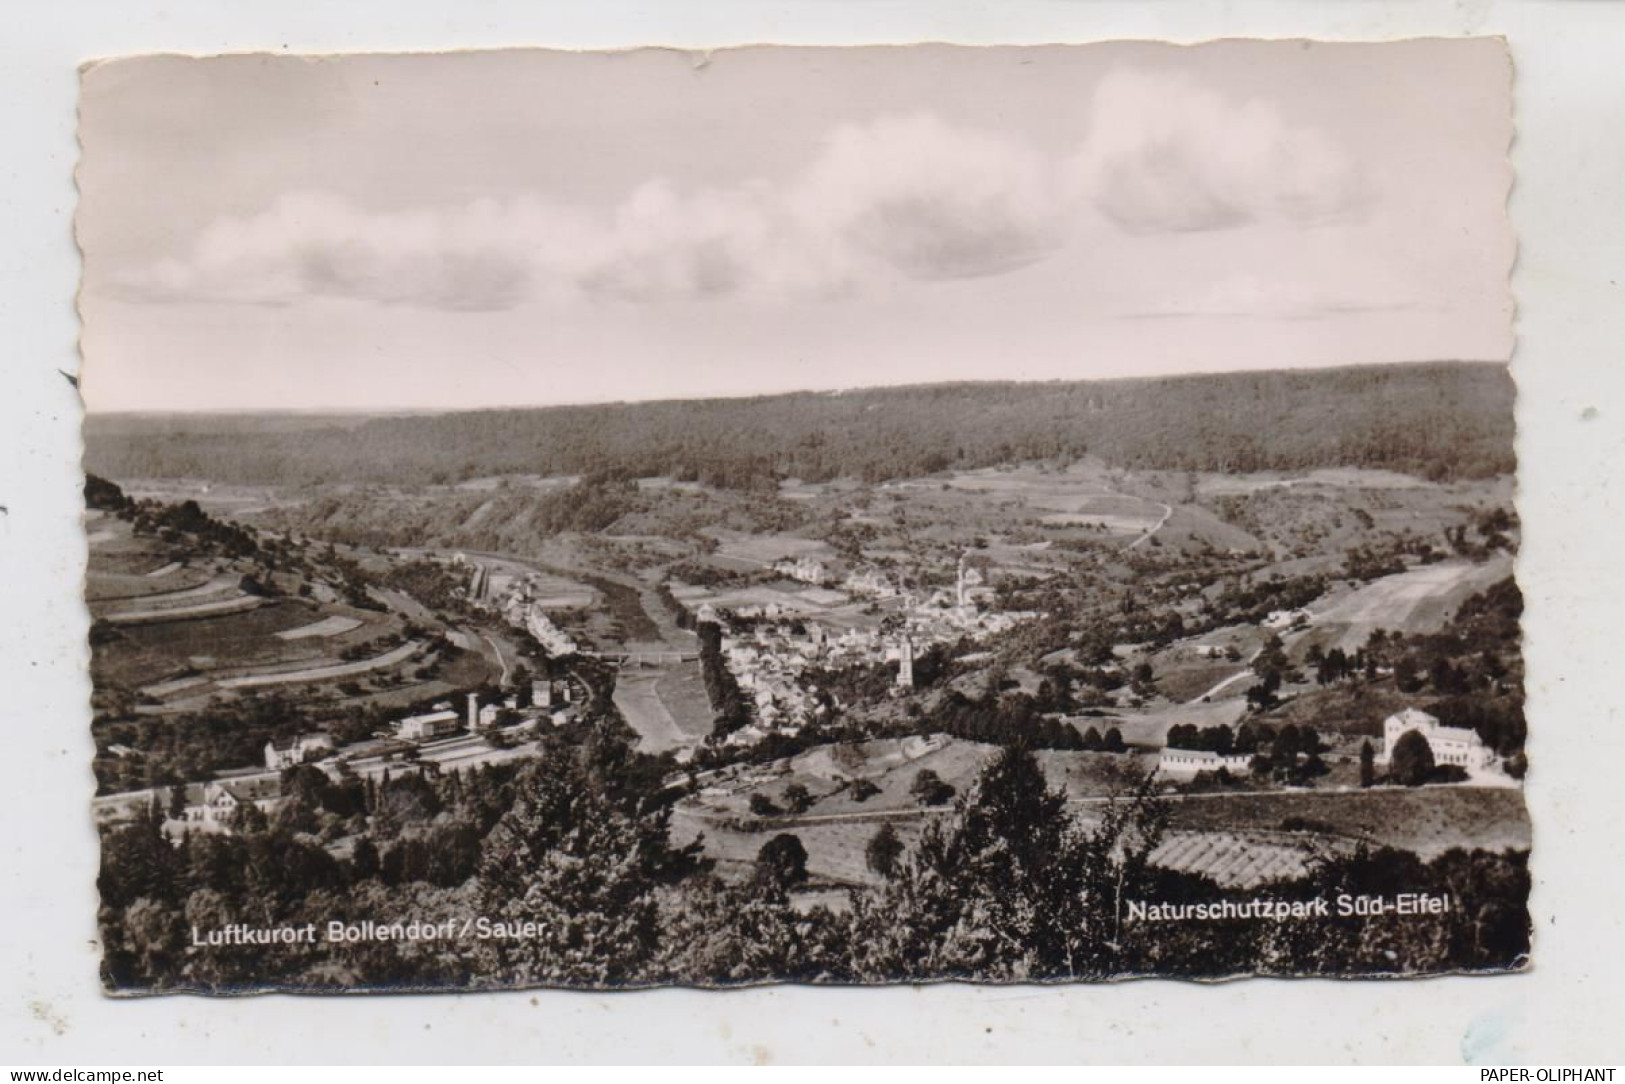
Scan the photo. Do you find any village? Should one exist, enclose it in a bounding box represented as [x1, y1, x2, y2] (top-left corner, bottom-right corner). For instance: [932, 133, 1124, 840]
[85, 445, 1527, 915]
[691, 555, 1037, 743]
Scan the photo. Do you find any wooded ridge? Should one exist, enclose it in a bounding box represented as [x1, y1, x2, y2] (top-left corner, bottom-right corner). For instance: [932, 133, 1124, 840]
[85, 361, 1514, 488]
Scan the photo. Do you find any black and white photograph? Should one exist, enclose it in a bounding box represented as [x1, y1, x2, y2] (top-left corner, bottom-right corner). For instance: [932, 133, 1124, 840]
[75, 40, 1529, 994]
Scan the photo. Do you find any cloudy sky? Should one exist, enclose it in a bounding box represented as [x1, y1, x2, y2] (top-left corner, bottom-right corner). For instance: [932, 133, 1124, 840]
[77, 40, 1513, 413]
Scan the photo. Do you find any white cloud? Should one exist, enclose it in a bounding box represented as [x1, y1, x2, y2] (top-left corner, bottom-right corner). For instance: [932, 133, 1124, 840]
[144, 192, 589, 311]
[119, 72, 1369, 311]
[1069, 69, 1366, 233]
[791, 114, 1062, 281]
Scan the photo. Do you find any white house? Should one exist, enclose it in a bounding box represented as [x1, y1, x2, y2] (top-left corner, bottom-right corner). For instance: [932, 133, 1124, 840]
[844, 569, 898, 600]
[773, 556, 829, 585]
[396, 709, 461, 742]
[189, 778, 286, 828]
[263, 732, 334, 771]
[1158, 748, 1254, 779]
[1378, 707, 1500, 778]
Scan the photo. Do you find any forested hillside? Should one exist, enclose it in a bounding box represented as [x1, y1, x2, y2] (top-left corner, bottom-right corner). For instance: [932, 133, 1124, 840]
[85, 362, 1514, 488]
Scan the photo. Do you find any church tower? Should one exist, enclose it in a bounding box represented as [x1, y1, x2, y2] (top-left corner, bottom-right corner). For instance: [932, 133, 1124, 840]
[896, 636, 915, 689]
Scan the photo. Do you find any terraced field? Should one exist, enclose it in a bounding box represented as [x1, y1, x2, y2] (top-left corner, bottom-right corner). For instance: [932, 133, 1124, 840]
[215, 639, 425, 689]
[275, 615, 364, 640]
[105, 593, 265, 625]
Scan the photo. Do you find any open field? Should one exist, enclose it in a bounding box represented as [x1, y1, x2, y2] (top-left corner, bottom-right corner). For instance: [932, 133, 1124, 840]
[708, 531, 836, 568]
[612, 669, 693, 755]
[1091, 700, 1250, 748]
[1304, 554, 1513, 653]
[654, 661, 714, 739]
[1149, 660, 1253, 704]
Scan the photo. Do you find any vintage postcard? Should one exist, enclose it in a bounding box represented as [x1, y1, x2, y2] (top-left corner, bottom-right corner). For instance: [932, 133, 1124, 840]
[78, 41, 1526, 993]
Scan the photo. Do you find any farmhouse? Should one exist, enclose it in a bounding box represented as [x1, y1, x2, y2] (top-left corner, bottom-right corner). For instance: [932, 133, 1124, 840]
[396, 709, 461, 742]
[187, 778, 286, 828]
[773, 556, 829, 585]
[263, 732, 334, 770]
[843, 568, 898, 599]
[1158, 748, 1254, 779]
[1378, 707, 1500, 778]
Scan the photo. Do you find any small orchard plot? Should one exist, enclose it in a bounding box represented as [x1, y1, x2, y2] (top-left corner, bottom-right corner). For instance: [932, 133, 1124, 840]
[1147, 830, 1347, 890]
[788, 738, 995, 817]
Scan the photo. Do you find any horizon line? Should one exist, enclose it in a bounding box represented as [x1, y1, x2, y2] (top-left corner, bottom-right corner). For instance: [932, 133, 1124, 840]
[83, 358, 1509, 419]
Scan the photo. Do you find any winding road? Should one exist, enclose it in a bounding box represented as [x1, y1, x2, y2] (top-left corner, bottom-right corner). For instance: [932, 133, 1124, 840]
[1125, 500, 1175, 551]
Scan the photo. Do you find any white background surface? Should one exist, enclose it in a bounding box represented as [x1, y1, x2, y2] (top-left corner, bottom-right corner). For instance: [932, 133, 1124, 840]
[2, 0, 1622, 1065]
